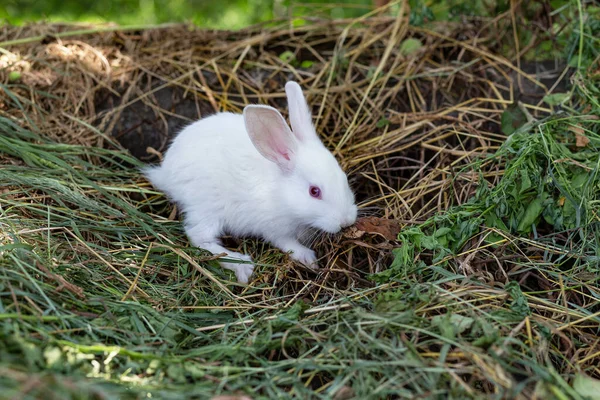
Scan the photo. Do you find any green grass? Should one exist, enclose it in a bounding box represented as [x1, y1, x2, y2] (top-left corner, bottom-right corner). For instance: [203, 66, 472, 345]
[2, 0, 374, 28]
[1, 1, 600, 399]
[1, 0, 578, 32]
[1, 74, 599, 399]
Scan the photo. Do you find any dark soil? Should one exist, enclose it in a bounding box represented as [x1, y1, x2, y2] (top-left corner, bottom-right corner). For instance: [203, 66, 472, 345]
[96, 60, 569, 162]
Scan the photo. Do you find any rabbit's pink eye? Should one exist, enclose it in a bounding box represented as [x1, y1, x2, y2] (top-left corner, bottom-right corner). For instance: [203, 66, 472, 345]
[309, 186, 322, 199]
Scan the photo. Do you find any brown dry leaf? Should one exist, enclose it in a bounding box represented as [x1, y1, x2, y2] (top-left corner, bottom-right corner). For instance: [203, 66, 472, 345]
[374, 242, 395, 250]
[333, 386, 355, 400]
[343, 225, 366, 239]
[266, 78, 279, 90]
[576, 133, 590, 148]
[569, 125, 590, 147]
[558, 197, 566, 206]
[354, 216, 400, 241]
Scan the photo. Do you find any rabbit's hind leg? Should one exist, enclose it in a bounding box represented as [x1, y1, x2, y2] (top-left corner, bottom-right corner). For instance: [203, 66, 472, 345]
[185, 222, 255, 284]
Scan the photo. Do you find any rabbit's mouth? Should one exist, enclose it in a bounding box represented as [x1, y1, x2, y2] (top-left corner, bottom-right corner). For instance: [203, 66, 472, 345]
[325, 226, 342, 234]
[314, 219, 344, 234]
[319, 210, 357, 233]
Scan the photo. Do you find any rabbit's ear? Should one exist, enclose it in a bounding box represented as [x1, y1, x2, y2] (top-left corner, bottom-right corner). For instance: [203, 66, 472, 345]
[244, 105, 298, 172]
[285, 81, 318, 142]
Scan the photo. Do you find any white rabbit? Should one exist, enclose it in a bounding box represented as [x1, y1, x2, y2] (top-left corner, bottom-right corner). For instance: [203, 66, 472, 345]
[144, 81, 357, 283]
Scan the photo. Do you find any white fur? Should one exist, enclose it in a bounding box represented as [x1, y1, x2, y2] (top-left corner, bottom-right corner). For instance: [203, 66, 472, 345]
[144, 81, 357, 283]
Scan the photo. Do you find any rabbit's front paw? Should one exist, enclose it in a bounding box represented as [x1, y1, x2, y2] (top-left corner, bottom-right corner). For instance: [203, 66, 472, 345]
[290, 247, 318, 269]
[273, 238, 319, 269]
[221, 254, 254, 284]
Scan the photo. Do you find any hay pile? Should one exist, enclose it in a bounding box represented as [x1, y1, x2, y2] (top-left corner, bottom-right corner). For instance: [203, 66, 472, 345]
[1, 3, 599, 399]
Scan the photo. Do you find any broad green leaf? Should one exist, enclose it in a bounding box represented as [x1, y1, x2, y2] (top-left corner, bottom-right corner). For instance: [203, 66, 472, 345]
[421, 234, 440, 250]
[501, 105, 527, 135]
[434, 227, 452, 237]
[517, 197, 543, 233]
[543, 92, 569, 106]
[572, 171, 589, 189]
[485, 212, 509, 231]
[573, 374, 600, 399]
[432, 314, 474, 334]
[400, 38, 423, 56]
[519, 169, 532, 194]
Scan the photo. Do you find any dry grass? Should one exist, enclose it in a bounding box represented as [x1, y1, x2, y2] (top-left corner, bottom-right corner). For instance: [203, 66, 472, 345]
[1, 2, 599, 398]
[0, 10, 557, 274]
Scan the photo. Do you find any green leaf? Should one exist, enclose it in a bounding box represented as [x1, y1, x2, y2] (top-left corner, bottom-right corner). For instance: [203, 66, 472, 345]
[292, 18, 306, 27]
[183, 361, 206, 379]
[485, 212, 509, 232]
[543, 92, 569, 106]
[517, 197, 543, 233]
[391, 243, 414, 266]
[483, 212, 509, 244]
[376, 118, 390, 128]
[472, 318, 499, 348]
[408, 0, 433, 25]
[451, 314, 475, 333]
[454, 217, 482, 251]
[538, 40, 554, 53]
[300, 60, 314, 68]
[505, 281, 530, 317]
[519, 169, 532, 194]
[403, 227, 426, 248]
[279, 50, 295, 63]
[434, 227, 452, 237]
[501, 105, 528, 135]
[166, 363, 186, 383]
[562, 197, 578, 228]
[8, 71, 21, 82]
[473, 334, 496, 348]
[573, 374, 600, 399]
[400, 38, 423, 56]
[435, 317, 456, 339]
[420, 234, 440, 250]
[432, 314, 474, 334]
[572, 171, 589, 189]
[272, 300, 309, 330]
